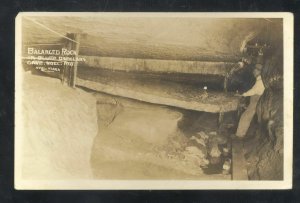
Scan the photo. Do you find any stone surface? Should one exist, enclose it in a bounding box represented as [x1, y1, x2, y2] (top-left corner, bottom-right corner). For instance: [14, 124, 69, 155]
[76, 69, 240, 113]
[91, 92, 230, 180]
[20, 73, 98, 179]
[245, 49, 284, 180]
[22, 16, 278, 62]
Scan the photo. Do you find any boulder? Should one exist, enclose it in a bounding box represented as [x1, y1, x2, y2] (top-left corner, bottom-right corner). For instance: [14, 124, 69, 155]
[20, 73, 98, 179]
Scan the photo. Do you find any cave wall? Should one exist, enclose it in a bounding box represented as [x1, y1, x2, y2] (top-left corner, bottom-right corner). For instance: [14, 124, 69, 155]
[245, 42, 284, 180]
[21, 73, 98, 179]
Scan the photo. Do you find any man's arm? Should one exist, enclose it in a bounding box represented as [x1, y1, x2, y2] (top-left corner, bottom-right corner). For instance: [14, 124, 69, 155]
[242, 79, 265, 97]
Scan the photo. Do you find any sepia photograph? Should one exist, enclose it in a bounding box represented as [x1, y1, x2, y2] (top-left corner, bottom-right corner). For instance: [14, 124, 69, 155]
[15, 12, 293, 189]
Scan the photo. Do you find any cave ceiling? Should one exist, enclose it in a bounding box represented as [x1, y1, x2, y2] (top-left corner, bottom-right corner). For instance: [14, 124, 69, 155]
[22, 16, 282, 62]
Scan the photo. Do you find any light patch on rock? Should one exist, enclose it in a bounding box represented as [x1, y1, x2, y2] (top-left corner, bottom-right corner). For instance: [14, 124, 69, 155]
[21, 73, 98, 179]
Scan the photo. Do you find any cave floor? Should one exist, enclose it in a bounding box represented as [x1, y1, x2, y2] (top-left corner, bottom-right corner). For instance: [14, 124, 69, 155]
[90, 92, 234, 180]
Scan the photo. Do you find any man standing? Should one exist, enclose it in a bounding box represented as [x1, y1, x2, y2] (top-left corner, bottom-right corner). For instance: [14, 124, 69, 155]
[234, 61, 265, 139]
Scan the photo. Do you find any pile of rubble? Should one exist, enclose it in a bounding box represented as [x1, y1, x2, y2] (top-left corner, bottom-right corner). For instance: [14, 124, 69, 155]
[183, 131, 232, 175]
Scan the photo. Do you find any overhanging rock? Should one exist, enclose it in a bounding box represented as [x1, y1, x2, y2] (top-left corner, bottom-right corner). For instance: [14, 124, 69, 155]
[80, 56, 236, 76]
[76, 77, 239, 113]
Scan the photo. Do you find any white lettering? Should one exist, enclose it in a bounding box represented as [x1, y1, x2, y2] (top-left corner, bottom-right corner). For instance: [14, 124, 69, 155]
[61, 48, 76, 56]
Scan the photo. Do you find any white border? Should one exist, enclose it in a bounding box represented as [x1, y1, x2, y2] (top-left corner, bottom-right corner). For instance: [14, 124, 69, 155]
[15, 12, 294, 190]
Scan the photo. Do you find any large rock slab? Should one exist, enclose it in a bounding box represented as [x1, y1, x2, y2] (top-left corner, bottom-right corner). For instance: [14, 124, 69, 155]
[20, 73, 98, 179]
[76, 67, 240, 113]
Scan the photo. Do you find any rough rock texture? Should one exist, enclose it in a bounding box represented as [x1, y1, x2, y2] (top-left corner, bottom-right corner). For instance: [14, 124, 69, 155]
[76, 67, 240, 113]
[245, 49, 283, 180]
[227, 64, 256, 93]
[80, 56, 235, 76]
[22, 16, 271, 62]
[21, 73, 98, 179]
[91, 93, 230, 180]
